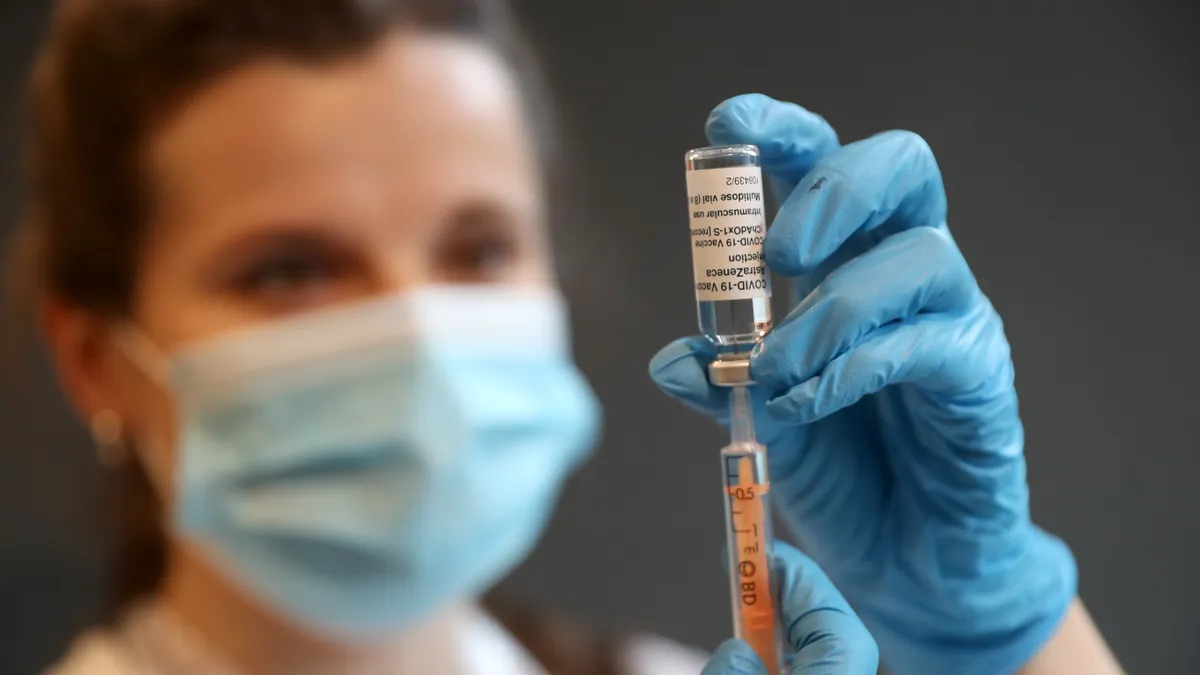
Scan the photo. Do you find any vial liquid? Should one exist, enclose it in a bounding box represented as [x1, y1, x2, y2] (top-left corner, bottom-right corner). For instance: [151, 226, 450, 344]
[685, 145, 772, 386]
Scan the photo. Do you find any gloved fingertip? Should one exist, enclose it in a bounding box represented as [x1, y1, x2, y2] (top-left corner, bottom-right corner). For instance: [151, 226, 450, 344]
[705, 93, 780, 145]
[702, 638, 769, 675]
[705, 96, 840, 186]
[747, 329, 803, 394]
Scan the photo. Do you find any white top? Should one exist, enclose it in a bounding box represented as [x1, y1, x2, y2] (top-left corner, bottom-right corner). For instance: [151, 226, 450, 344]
[43, 604, 708, 675]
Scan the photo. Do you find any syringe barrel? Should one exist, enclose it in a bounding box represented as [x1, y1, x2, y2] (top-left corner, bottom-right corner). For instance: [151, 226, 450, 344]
[685, 145, 772, 387]
[721, 442, 783, 673]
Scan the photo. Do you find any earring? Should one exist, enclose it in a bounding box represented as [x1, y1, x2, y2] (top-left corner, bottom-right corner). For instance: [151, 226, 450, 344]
[90, 410, 129, 467]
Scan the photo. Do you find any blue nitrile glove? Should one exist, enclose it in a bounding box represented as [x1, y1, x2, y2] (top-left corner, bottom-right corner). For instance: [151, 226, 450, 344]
[652, 94, 1077, 675]
[702, 541, 878, 675]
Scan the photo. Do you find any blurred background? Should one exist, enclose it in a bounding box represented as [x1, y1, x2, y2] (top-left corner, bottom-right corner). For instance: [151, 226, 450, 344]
[1, 0, 1196, 672]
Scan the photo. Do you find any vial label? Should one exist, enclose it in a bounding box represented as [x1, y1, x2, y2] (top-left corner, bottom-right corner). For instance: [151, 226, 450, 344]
[686, 166, 770, 302]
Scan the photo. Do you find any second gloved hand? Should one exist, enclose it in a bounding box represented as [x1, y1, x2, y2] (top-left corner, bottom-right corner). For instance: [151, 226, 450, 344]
[652, 95, 1077, 675]
[702, 542, 878, 675]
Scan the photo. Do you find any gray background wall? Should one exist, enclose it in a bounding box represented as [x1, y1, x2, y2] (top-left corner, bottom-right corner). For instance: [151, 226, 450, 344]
[1, 0, 1196, 673]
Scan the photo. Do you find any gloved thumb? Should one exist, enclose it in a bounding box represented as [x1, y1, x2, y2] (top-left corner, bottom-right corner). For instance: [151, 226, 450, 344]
[703, 542, 879, 675]
[648, 336, 729, 418]
[772, 542, 878, 674]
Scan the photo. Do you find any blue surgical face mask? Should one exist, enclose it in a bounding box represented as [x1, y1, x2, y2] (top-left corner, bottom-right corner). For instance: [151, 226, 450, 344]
[120, 286, 601, 639]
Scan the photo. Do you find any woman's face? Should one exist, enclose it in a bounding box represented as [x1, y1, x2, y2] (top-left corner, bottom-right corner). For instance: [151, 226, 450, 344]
[140, 32, 549, 338]
[54, 32, 551, 494]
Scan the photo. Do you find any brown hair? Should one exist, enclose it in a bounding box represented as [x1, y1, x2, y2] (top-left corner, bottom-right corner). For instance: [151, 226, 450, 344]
[10, 3, 619, 670]
[18, 0, 557, 318]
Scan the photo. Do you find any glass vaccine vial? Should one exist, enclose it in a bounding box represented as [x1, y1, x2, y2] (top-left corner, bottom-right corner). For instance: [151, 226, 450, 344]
[685, 145, 772, 386]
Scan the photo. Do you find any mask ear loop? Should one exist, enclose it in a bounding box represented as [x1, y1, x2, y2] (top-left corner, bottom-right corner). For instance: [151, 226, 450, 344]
[87, 328, 167, 469]
[112, 326, 172, 389]
[103, 327, 177, 497]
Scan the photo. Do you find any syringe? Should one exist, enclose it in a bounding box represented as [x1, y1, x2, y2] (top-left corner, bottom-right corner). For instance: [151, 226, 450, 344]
[721, 385, 783, 673]
[681, 143, 782, 670]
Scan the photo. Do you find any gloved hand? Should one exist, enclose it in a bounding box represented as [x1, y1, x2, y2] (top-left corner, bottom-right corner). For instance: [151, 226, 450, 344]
[652, 94, 1077, 675]
[702, 541, 878, 675]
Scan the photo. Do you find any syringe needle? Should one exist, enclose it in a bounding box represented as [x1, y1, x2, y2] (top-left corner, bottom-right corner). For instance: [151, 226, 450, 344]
[730, 385, 755, 447]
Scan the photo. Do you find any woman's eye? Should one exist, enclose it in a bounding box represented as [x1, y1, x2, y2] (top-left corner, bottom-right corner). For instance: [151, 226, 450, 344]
[233, 251, 347, 301]
[441, 235, 519, 279]
[436, 205, 527, 283]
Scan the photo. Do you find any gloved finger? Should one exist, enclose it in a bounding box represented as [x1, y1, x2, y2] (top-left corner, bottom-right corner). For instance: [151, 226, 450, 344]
[773, 541, 879, 674]
[752, 227, 978, 395]
[704, 94, 841, 197]
[767, 307, 1033, 548]
[766, 130, 947, 277]
[701, 638, 771, 675]
[765, 307, 1014, 425]
[648, 336, 729, 418]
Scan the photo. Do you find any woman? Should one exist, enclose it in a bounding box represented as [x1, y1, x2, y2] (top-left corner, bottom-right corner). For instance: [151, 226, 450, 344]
[21, 1, 873, 673]
[14, 0, 1117, 674]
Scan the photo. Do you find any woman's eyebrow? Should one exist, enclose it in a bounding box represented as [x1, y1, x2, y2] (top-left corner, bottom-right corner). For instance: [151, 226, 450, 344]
[199, 222, 364, 277]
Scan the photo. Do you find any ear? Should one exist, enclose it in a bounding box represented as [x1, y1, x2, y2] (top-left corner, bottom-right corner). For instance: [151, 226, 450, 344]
[39, 298, 137, 428]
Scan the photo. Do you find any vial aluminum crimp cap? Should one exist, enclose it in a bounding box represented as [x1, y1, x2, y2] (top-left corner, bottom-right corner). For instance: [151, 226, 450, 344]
[708, 356, 753, 387]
